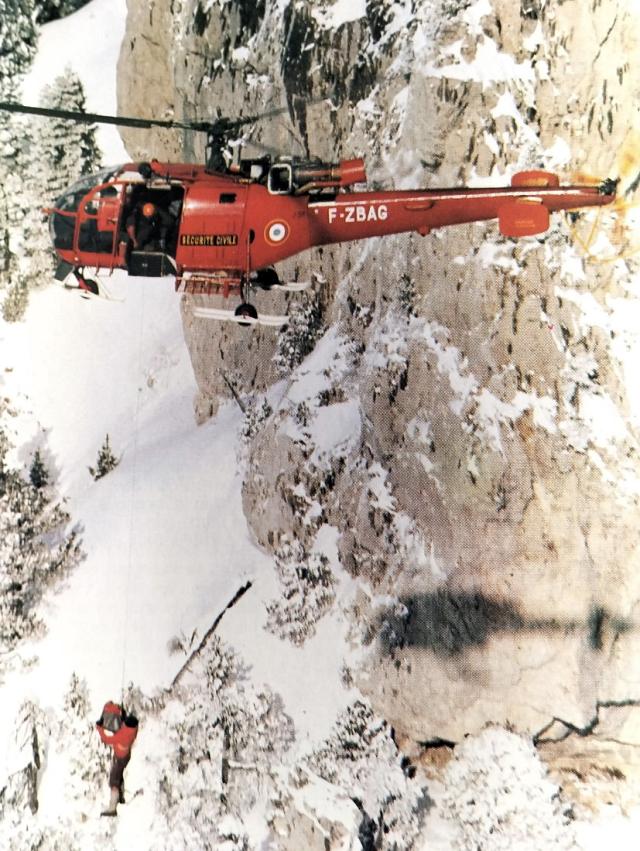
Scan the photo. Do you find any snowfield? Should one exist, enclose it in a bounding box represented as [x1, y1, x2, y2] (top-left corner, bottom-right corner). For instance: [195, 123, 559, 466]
[1, 270, 358, 846]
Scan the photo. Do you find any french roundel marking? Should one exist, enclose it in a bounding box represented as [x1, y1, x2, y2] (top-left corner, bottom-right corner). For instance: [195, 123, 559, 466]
[265, 219, 290, 245]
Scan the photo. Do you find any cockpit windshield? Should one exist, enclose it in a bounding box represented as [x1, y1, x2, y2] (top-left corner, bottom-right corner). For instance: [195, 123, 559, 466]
[54, 165, 122, 213]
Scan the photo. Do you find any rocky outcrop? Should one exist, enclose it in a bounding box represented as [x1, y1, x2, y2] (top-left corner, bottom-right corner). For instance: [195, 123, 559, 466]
[118, 0, 640, 757]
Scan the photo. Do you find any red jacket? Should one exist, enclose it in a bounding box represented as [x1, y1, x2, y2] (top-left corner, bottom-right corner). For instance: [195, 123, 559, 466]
[97, 722, 137, 758]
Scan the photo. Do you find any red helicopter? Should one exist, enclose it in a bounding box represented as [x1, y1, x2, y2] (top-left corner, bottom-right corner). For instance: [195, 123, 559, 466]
[1, 101, 617, 326]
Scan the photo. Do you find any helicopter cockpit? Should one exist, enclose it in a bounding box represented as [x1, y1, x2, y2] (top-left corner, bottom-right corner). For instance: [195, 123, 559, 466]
[49, 163, 185, 280]
[49, 165, 123, 252]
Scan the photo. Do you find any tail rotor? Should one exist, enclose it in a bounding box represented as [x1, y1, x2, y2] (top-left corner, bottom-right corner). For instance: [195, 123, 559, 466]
[568, 133, 640, 263]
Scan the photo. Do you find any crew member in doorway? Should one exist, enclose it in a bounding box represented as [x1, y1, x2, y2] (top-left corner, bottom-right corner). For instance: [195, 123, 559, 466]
[96, 701, 139, 816]
[126, 199, 174, 252]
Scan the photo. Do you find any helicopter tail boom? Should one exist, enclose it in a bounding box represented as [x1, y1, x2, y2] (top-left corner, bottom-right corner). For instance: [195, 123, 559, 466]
[303, 180, 616, 248]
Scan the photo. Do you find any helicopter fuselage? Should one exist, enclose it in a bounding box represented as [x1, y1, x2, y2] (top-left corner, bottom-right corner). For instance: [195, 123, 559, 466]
[49, 158, 615, 300]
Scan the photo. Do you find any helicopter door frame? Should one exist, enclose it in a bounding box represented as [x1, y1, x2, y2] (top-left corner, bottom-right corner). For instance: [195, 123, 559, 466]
[74, 182, 124, 269]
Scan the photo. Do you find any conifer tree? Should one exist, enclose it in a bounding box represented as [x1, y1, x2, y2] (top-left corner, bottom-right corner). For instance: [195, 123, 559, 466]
[0, 80, 34, 320]
[58, 674, 109, 803]
[0, 2, 47, 320]
[89, 434, 120, 480]
[1, 73, 103, 318]
[34, 0, 90, 24]
[38, 67, 102, 205]
[0, 427, 83, 650]
[29, 449, 49, 489]
[0, 0, 38, 85]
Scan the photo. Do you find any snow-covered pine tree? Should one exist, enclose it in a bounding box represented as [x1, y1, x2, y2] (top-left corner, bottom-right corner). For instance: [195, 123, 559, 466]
[0, 1, 39, 319]
[0, 0, 38, 84]
[1, 70, 98, 321]
[2, 687, 108, 850]
[150, 637, 294, 846]
[274, 290, 325, 375]
[307, 700, 428, 849]
[440, 726, 575, 851]
[57, 674, 109, 806]
[29, 449, 49, 489]
[240, 397, 273, 444]
[0, 91, 32, 320]
[0, 699, 48, 824]
[34, 0, 90, 24]
[38, 67, 101, 205]
[265, 536, 336, 645]
[88, 433, 120, 480]
[0, 427, 83, 650]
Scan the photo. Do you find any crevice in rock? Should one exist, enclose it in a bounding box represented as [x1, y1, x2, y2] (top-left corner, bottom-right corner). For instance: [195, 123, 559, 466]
[533, 697, 640, 746]
[418, 736, 456, 751]
[593, 13, 618, 64]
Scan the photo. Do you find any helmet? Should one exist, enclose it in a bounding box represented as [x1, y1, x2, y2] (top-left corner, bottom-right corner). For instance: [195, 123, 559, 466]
[141, 202, 156, 218]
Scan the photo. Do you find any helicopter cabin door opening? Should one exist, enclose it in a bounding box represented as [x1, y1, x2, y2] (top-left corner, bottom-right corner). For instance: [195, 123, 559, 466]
[122, 181, 184, 277]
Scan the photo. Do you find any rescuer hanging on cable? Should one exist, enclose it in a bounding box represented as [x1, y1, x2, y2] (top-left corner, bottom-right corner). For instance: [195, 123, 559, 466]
[96, 701, 139, 817]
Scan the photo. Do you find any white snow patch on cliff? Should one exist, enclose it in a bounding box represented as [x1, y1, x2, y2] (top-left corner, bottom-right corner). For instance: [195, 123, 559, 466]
[463, 0, 493, 35]
[311, 399, 361, 460]
[472, 387, 557, 452]
[287, 326, 353, 405]
[557, 283, 640, 428]
[423, 36, 535, 90]
[419, 320, 478, 415]
[312, 0, 366, 29]
[543, 136, 572, 168]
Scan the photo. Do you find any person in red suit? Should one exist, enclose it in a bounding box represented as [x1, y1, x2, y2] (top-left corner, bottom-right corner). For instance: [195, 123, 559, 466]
[96, 701, 139, 816]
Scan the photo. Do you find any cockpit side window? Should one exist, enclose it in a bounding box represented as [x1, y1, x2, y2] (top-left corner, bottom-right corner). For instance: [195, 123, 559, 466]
[50, 211, 75, 250]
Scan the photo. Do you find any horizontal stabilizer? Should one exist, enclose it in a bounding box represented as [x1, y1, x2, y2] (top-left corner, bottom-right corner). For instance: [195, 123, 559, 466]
[499, 199, 550, 237]
[193, 306, 289, 327]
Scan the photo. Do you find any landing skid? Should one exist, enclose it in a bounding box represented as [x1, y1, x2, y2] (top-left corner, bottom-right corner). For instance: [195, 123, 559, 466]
[268, 280, 311, 292]
[193, 306, 289, 327]
[62, 282, 124, 302]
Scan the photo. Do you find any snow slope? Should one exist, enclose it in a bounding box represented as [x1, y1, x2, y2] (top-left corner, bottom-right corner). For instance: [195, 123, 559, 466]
[2, 276, 267, 699]
[1, 273, 355, 846]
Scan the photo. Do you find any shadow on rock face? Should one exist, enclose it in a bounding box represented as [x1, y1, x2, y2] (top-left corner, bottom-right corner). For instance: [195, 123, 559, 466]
[375, 592, 634, 656]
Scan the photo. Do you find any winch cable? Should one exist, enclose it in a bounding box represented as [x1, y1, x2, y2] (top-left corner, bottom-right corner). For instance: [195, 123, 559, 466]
[120, 281, 147, 701]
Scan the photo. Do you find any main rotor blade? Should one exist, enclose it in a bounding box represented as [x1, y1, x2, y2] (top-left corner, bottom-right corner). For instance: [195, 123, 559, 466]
[0, 96, 322, 135]
[0, 101, 214, 132]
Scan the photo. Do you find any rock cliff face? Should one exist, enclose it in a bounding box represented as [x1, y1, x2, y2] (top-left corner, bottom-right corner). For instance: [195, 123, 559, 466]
[118, 0, 640, 759]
